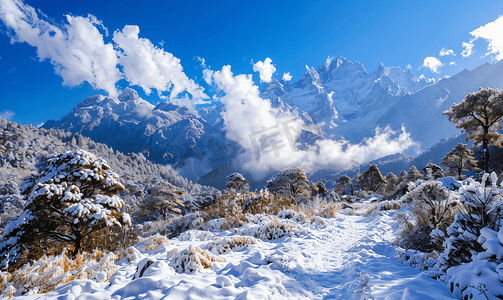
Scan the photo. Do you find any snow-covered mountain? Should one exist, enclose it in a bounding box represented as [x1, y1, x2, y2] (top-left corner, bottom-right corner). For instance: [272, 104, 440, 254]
[42, 59, 503, 187]
[42, 88, 233, 182]
[262, 58, 503, 149]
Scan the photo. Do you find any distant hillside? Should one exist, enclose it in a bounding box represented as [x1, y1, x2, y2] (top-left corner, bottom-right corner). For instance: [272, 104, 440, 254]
[0, 117, 198, 191]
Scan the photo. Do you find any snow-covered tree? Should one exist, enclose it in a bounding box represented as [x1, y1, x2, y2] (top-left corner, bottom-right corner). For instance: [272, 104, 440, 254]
[266, 166, 311, 202]
[403, 181, 454, 231]
[0, 150, 130, 270]
[443, 88, 503, 173]
[421, 162, 446, 180]
[225, 172, 249, 193]
[334, 174, 353, 196]
[441, 143, 478, 180]
[142, 185, 184, 221]
[384, 172, 399, 196]
[434, 173, 503, 277]
[356, 164, 387, 193]
[399, 170, 408, 182]
[402, 165, 423, 183]
[398, 180, 456, 252]
[311, 181, 328, 197]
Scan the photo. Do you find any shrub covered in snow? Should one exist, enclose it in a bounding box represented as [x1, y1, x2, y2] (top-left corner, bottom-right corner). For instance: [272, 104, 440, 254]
[0, 150, 131, 271]
[225, 172, 249, 193]
[433, 173, 503, 279]
[397, 180, 458, 252]
[238, 217, 307, 240]
[203, 236, 257, 255]
[169, 245, 225, 273]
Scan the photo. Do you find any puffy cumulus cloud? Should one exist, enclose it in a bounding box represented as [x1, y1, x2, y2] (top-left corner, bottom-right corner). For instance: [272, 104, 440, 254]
[0, 0, 208, 104]
[205, 65, 418, 180]
[439, 48, 455, 56]
[0, 110, 15, 121]
[0, 0, 121, 96]
[253, 58, 276, 83]
[421, 57, 442, 73]
[113, 25, 208, 102]
[461, 41, 474, 57]
[282, 72, 292, 82]
[469, 15, 503, 60]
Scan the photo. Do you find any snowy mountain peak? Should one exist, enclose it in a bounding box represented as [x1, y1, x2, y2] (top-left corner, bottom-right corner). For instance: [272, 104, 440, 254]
[118, 87, 140, 102]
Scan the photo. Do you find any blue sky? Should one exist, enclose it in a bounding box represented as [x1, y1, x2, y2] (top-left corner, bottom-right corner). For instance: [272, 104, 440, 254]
[1, 0, 503, 126]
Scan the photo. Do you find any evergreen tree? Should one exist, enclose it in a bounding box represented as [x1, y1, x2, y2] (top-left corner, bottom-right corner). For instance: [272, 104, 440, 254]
[441, 143, 478, 180]
[422, 162, 446, 180]
[434, 173, 503, 277]
[311, 181, 328, 197]
[357, 164, 387, 193]
[334, 174, 353, 196]
[402, 165, 423, 183]
[0, 150, 130, 270]
[142, 185, 184, 221]
[384, 172, 399, 196]
[266, 166, 311, 202]
[443, 88, 503, 173]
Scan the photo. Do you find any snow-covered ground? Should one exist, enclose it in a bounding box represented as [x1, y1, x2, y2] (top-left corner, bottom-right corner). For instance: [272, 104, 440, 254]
[5, 205, 458, 300]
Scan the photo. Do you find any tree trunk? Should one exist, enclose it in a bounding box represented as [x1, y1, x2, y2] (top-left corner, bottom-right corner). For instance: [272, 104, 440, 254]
[72, 231, 81, 257]
[483, 126, 489, 173]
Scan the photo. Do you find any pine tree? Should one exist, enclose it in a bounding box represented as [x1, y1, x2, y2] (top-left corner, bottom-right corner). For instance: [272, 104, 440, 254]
[266, 166, 311, 202]
[443, 88, 503, 173]
[422, 162, 446, 180]
[311, 181, 329, 197]
[334, 174, 354, 196]
[434, 173, 503, 277]
[384, 172, 399, 196]
[0, 150, 130, 270]
[143, 185, 184, 221]
[402, 165, 423, 183]
[441, 143, 478, 180]
[356, 164, 387, 193]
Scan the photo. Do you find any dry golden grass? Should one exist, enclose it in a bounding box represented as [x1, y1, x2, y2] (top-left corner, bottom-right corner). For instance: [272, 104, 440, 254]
[136, 235, 169, 252]
[2, 249, 120, 296]
[170, 246, 225, 273]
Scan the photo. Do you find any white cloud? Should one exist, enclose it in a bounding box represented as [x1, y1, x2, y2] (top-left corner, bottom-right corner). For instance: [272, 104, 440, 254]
[205, 65, 418, 180]
[406, 64, 412, 70]
[0, 0, 121, 96]
[439, 47, 455, 56]
[469, 15, 503, 60]
[253, 57, 276, 83]
[461, 41, 474, 57]
[0, 110, 15, 121]
[113, 25, 208, 101]
[0, 0, 208, 104]
[195, 56, 206, 68]
[282, 72, 292, 82]
[421, 57, 442, 73]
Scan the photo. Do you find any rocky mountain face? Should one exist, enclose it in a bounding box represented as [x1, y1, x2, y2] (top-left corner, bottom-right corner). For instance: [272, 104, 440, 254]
[41, 58, 503, 188]
[42, 88, 233, 182]
[262, 58, 503, 150]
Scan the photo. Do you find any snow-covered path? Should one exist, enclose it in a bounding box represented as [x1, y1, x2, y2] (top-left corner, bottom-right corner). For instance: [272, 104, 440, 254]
[9, 211, 457, 300]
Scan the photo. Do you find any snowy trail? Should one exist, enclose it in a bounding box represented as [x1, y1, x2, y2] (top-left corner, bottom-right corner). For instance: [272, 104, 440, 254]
[8, 211, 457, 300]
[271, 213, 456, 299]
